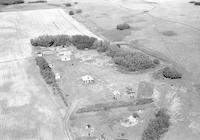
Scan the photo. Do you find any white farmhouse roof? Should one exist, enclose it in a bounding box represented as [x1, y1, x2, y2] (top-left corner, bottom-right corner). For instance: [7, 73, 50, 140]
[81, 75, 94, 81]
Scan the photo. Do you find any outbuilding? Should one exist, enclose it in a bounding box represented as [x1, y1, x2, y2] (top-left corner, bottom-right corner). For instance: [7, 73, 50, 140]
[55, 73, 61, 80]
[81, 75, 94, 84]
[113, 90, 121, 100]
[61, 56, 71, 61]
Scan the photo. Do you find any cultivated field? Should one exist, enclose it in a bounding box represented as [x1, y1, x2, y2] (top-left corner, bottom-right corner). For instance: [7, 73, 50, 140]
[0, 8, 98, 140]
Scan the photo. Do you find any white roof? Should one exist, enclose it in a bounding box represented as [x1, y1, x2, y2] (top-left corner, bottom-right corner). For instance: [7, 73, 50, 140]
[58, 51, 72, 55]
[81, 75, 94, 81]
[113, 90, 120, 95]
[55, 73, 61, 79]
[121, 115, 138, 127]
[61, 55, 71, 61]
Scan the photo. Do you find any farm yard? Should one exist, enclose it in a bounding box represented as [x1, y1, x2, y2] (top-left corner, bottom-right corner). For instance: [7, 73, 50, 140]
[0, 0, 200, 140]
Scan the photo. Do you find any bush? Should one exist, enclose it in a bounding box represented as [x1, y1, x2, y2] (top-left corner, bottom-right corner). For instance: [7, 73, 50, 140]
[106, 44, 122, 57]
[92, 40, 110, 52]
[116, 23, 130, 30]
[113, 51, 154, 71]
[162, 66, 182, 79]
[142, 109, 170, 140]
[153, 59, 160, 65]
[189, 1, 196, 3]
[69, 10, 74, 15]
[76, 9, 82, 14]
[71, 35, 97, 50]
[189, 1, 200, 5]
[194, 2, 200, 5]
[30, 35, 71, 47]
[53, 35, 71, 46]
[0, 0, 24, 5]
[31, 35, 53, 47]
[65, 3, 71, 7]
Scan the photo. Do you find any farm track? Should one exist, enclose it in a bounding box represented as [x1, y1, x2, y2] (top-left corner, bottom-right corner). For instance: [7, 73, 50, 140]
[63, 100, 80, 140]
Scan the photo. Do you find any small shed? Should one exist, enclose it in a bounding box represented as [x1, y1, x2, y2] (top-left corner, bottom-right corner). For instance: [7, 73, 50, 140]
[55, 73, 61, 80]
[85, 124, 91, 129]
[113, 90, 120, 96]
[81, 75, 94, 84]
[121, 115, 138, 127]
[58, 51, 72, 61]
[113, 90, 121, 100]
[49, 64, 53, 68]
[37, 53, 43, 57]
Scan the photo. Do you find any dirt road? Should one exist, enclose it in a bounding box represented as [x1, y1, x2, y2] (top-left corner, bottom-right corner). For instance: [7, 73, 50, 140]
[63, 100, 80, 140]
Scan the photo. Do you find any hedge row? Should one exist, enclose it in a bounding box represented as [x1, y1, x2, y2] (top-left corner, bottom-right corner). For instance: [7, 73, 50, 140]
[0, 0, 24, 5]
[30, 35, 96, 49]
[77, 98, 153, 113]
[35, 56, 55, 84]
[31, 35, 71, 47]
[28, 0, 47, 3]
[35, 56, 68, 106]
[31, 35, 157, 72]
[142, 109, 170, 140]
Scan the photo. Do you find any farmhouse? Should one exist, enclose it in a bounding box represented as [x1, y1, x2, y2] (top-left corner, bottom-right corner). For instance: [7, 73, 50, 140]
[57, 51, 72, 61]
[81, 75, 94, 84]
[121, 115, 138, 127]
